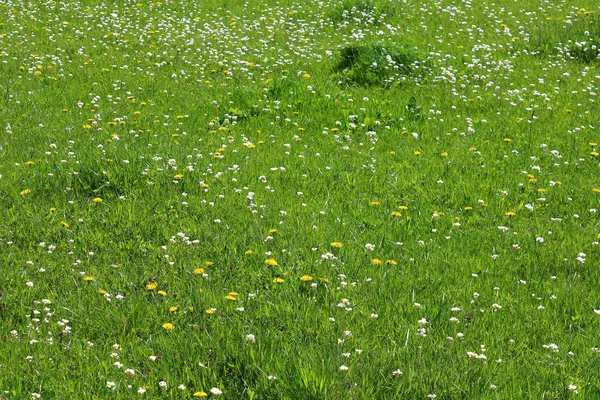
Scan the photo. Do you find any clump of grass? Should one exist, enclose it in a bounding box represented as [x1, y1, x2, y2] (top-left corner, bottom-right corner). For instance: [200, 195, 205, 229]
[332, 44, 427, 87]
[529, 9, 600, 62]
[560, 11, 600, 63]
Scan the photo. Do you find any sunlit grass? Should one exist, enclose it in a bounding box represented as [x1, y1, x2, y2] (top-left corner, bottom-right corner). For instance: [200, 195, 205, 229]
[1, 0, 600, 398]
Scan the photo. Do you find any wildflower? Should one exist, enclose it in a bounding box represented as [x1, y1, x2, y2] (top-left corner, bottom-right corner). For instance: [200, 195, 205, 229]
[331, 242, 343, 248]
[83, 276, 94, 281]
[146, 282, 158, 290]
[505, 211, 516, 216]
[225, 295, 236, 301]
[60, 221, 69, 228]
[272, 277, 284, 283]
[124, 368, 135, 377]
[193, 268, 204, 275]
[210, 388, 223, 395]
[300, 275, 313, 281]
[169, 306, 179, 312]
[20, 189, 31, 195]
[339, 365, 349, 371]
[162, 322, 175, 331]
[265, 258, 278, 266]
[92, 197, 103, 203]
[106, 381, 116, 390]
[246, 334, 255, 343]
[193, 392, 208, 397]
[244, 250, 253, 255]
[205, 308, 216, 314]
[392, 369, 403, 377]
[157, 290, 167, 296]
[372, 258, 382, 265]
[159, 381, 167, 388]
[594, 309, 600, 316]
[138, 387, 146, 394]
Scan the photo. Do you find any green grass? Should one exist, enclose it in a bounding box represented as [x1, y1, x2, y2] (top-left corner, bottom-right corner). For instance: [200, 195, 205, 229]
[1, 0, 600, 398]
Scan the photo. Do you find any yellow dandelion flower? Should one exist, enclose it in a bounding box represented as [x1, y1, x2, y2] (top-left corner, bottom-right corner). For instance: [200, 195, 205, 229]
[25, 161, 34, 165]
[265, 258, 278, 266]
[193, 392, 208, 397]
[60, 221, 69, 228]
[392, 211, 402, 217]
[441, 152, 448, 157]
[273, 277, 284, 283]
[205, 261, 214, 266]
[370, 201, 380, 206]
[244, 250, 253, 255]
[386, 260, 397, 265]
[414, 151, 421, 155]
[83, 276, 94, 281]
[173, 174, 183, 179]
[225, 295, 237, 301]
[399, 206, 408, 210]
[505, 211, 516, 216]
[300, 275, 313, 282]
[590, 142, 598, 146]
[269, 228, 277, 233]
[205, 308, 216, 315]
[331, 242, 343, 248]
[169, 306, 179, 312]
[20, 189, 31, 195]
[189, 306, 194, 312]
[372, 258, 382, 265]
[92, 197, 102, 203]
[157, 290, 167, 296]
[302, 73, 311, 78]
[594, 188, 600, 193]
[504, 138, 511, 142]
[162, 322, 175, 331]
[319, 277, 329, 283]
[146, 282, 158, 290]
[98, 289, 107, 294]
[193, 268, 205, 275]
[464, 206, 473, 210]
[592, 151, 599, 156]
[49, 207, 56, 211]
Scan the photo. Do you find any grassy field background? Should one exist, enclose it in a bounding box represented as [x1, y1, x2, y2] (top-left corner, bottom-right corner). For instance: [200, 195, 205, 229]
[1, 0, 600, 398]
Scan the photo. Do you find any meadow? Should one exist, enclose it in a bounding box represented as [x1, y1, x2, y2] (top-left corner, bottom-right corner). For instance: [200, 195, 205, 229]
[1, 0, 600, 398]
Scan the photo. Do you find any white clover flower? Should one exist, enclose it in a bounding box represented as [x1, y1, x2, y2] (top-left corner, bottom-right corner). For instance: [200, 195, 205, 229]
[339, 365, 349, 371]
[210, 387, 223, 395]
[392, 369, 403, 377]
[246, 334, 255, 343]
[106, 381, 116, 390]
